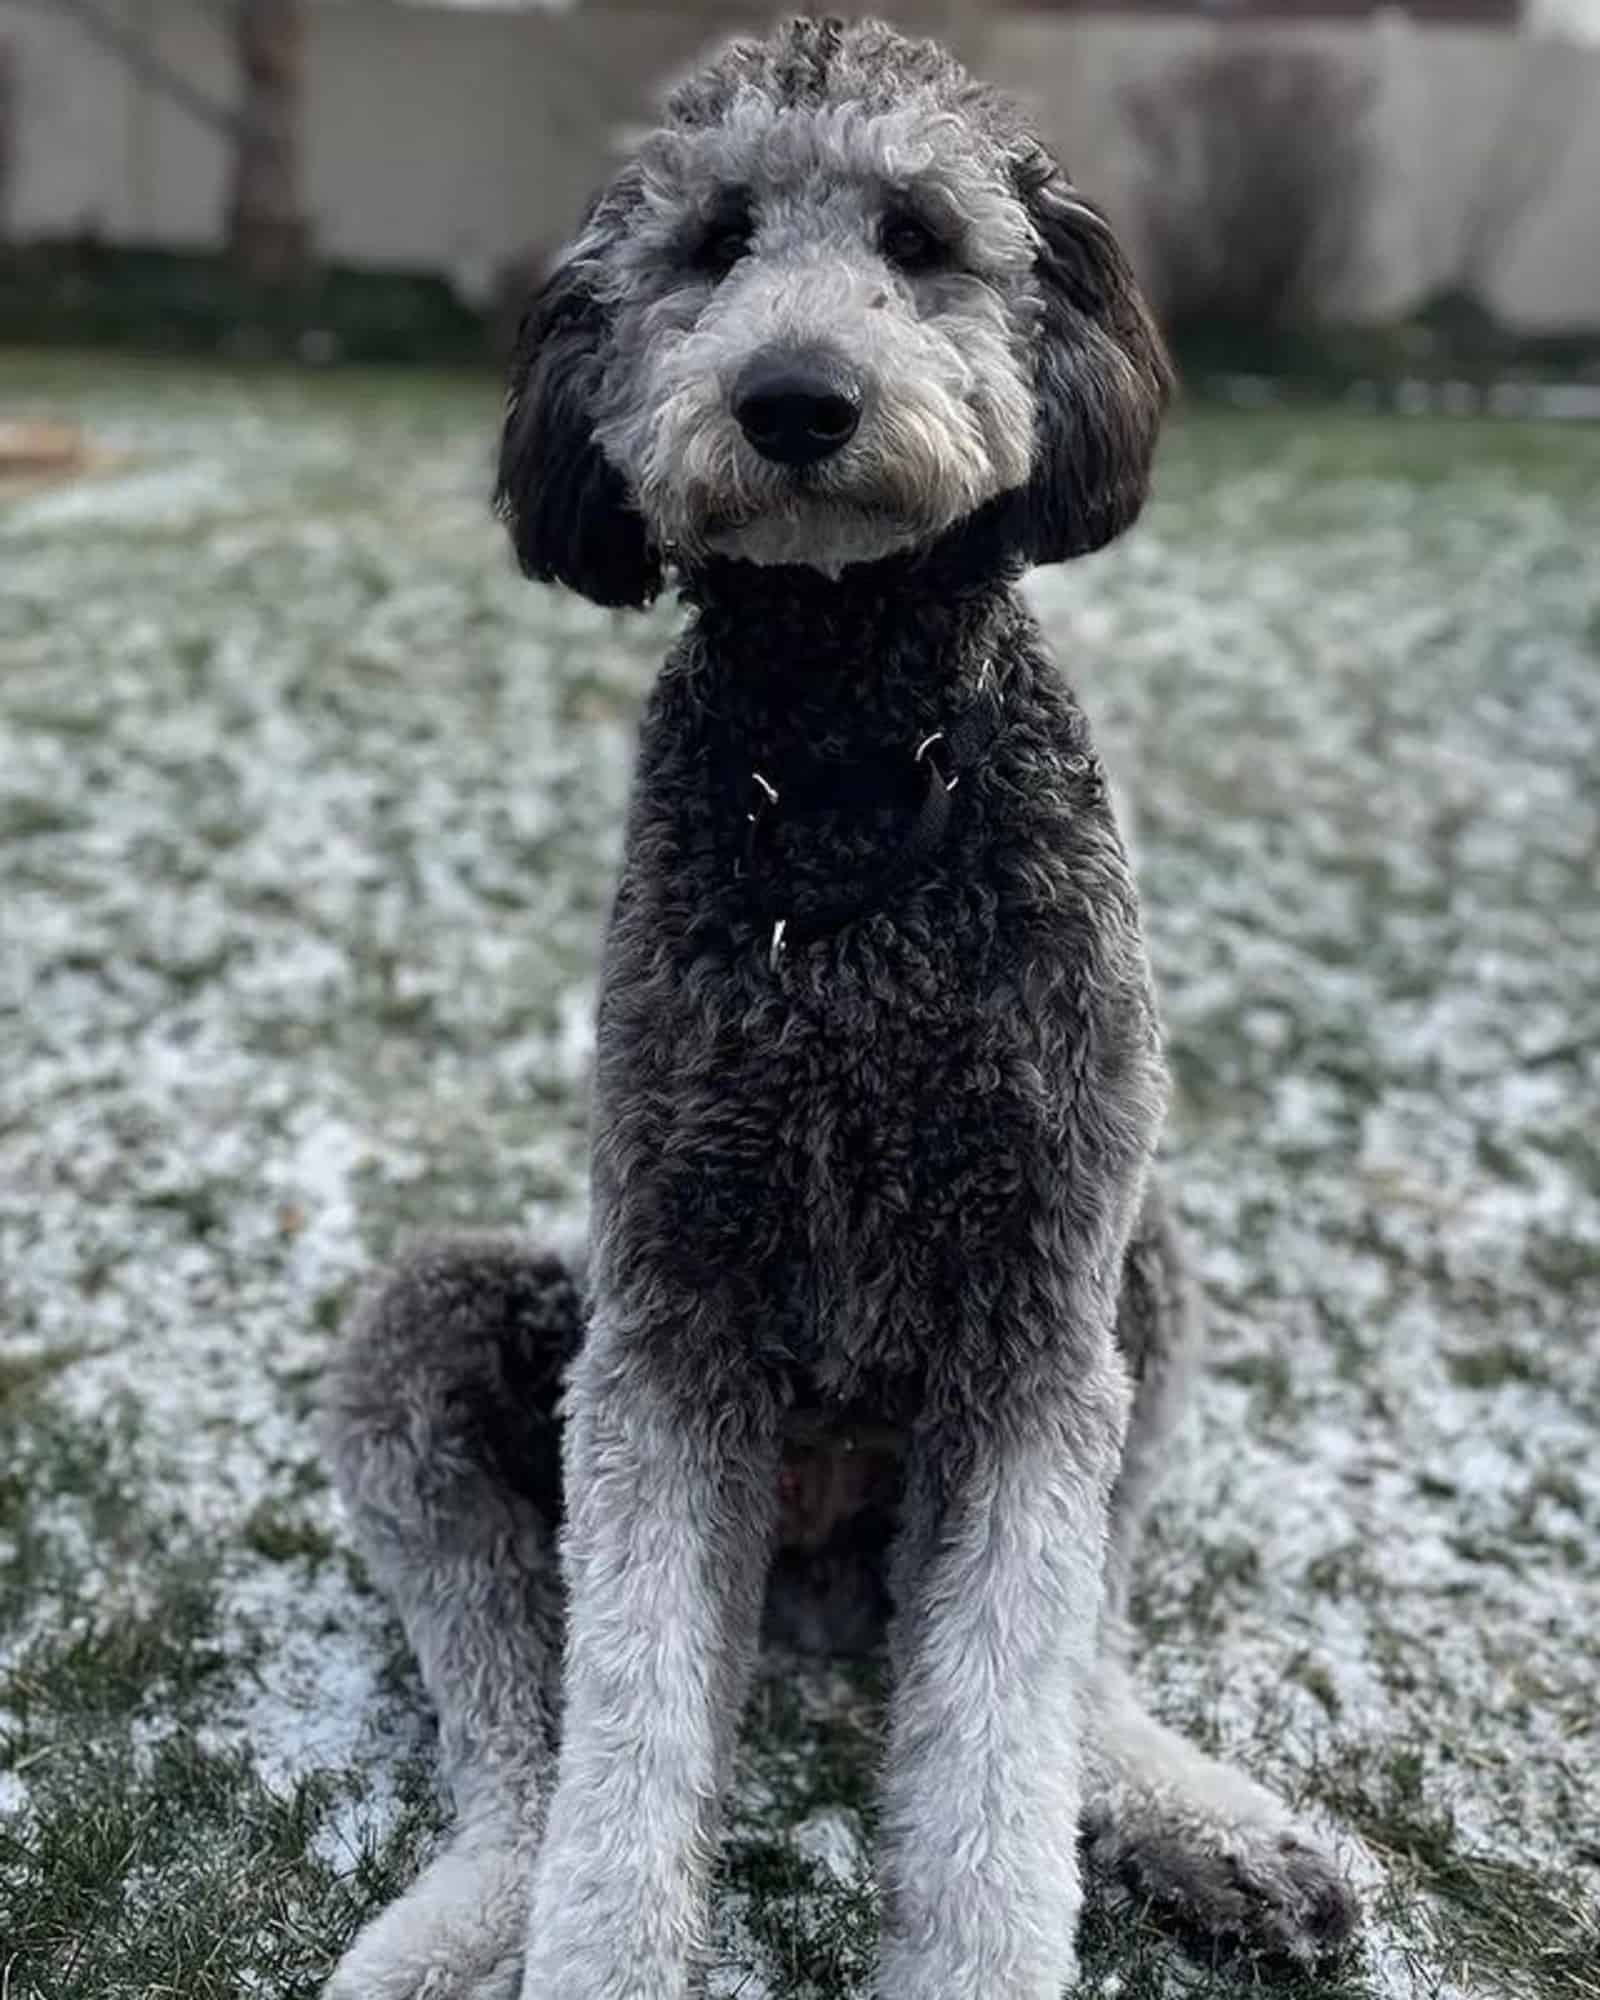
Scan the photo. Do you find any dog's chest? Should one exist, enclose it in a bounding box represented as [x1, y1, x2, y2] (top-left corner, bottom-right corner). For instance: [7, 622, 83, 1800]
[615, 939, 1073, 1381]
[593, 634, 1158, 1388]
[781, 974, 1045, 1241]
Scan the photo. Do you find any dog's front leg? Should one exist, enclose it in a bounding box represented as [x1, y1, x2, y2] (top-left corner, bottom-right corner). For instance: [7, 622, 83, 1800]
[876, 1298, 1130, 2000]
[519, 1307, 780, 2000]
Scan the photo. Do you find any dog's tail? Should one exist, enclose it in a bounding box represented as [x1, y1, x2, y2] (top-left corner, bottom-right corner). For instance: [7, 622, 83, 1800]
[322, 1233, 584, 1827]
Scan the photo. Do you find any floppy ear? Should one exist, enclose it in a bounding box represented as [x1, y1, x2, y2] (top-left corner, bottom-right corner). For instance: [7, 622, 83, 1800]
[494, 243, 662, 610]
[1014, 155, 1173, 564]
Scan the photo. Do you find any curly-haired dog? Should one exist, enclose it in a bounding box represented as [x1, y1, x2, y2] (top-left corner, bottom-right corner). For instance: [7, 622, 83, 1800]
[322, 18, 1357, 1999]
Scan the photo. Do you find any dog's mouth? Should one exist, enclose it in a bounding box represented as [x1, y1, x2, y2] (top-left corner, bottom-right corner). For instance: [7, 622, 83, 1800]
[698, 489, 926, 572]
[701, 480, 884, 532]
[692, 476, 920, 556]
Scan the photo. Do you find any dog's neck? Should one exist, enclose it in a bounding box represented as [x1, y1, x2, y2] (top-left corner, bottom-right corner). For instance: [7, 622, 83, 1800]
[678, 540, 1020, 762]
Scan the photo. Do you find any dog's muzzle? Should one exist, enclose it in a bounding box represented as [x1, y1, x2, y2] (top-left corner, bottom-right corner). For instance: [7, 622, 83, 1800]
[732, 348, 862, 467]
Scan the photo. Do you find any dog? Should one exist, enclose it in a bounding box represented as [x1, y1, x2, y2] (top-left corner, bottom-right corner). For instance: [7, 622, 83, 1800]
[322, 18, 1358, 1999]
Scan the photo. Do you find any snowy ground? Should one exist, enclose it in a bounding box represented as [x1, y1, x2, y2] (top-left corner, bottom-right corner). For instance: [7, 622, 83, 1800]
[1, 354, 1596, 1999]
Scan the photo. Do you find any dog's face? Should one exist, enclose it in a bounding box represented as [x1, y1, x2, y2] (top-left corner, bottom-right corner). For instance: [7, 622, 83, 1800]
[497, 18, 1171, 606]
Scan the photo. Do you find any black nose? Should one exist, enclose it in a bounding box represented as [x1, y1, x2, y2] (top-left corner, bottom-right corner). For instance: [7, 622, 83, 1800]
[732, 352, 862, 466]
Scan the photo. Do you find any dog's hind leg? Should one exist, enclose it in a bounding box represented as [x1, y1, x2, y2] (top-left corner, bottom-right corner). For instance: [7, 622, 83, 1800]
[1083, 1186, 1359, 1969]
[321, 1236, 582, 2000]
[1101, 1179, 1201, 1646]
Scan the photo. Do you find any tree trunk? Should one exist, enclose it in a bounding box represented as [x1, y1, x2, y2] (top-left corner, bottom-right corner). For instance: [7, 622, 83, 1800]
[0, 39, 16, 243]
[227, 0, 309, 282]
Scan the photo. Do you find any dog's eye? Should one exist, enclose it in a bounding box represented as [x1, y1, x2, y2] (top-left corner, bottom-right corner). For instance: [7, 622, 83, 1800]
[691, 218, 752, 280]
[880, 214, 946, 274]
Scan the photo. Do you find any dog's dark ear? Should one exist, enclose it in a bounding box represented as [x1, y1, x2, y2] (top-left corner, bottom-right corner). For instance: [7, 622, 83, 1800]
[1015, 154, 1173, 564]
[494, 241, 661, 610]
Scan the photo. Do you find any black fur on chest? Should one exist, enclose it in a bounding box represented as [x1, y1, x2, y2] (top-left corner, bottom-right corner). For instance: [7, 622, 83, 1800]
[587, 560, 1163, 1410]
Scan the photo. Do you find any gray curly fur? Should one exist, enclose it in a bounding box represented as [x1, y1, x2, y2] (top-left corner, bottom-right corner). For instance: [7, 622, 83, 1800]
[320, 17, 1357, 1999]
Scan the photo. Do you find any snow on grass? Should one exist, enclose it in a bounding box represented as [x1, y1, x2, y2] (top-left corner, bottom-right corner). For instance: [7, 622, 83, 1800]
[1, 356, 1597, 1998]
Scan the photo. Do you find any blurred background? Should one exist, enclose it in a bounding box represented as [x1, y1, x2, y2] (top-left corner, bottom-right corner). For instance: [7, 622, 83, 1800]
[2, 8, 1598, 2000]
[0, 0, 1597, 391]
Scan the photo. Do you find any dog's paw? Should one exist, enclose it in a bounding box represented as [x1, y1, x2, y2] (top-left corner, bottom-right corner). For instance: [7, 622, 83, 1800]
[1085, 1807, 1358, 1969]
[325, 1831, 533, 2000]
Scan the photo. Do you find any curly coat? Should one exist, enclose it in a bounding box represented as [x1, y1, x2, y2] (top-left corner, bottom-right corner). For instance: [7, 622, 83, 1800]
[320, 19, 1357, 2000]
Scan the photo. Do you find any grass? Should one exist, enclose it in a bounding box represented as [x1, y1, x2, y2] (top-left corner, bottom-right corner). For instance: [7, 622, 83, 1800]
[1313, 1746, 1600, 2000]
[2, 351, 1598, 1996]
[1, 1733, 442, 2000]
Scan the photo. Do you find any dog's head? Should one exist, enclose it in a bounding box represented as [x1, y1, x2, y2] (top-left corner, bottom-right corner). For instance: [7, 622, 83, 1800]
[496, 16, 1172, 606]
